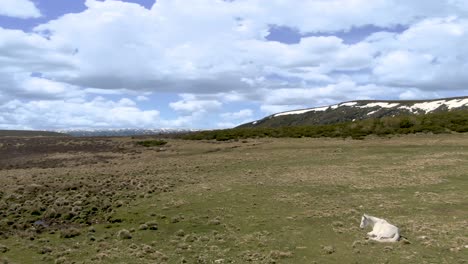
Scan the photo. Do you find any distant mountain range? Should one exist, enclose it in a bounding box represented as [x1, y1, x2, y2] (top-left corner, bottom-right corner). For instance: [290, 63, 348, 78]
[239, 96, 468, 128]
[0, 130, 68, 137]
[57, 128, 195, 137]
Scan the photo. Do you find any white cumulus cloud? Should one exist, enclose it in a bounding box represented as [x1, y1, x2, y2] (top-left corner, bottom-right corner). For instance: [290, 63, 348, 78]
[0, 0, 41, 19]
[169, 94, 222, 114]
[371, 17, 468, 90]
[0, 97, 160, 130]
[220, 109, 253, 120]
[1, 0, 468, 129]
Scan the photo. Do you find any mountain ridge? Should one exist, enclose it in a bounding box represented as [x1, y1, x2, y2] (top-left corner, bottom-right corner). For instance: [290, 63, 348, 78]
[239, 96, 468, 128]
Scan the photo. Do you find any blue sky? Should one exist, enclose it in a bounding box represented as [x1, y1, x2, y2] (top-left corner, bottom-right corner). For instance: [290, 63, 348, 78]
[1, 0, 467, 130]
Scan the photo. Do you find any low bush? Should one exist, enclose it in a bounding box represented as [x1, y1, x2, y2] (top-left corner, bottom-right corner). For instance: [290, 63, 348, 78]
[60, 228, 81, 238]
[136, 140, 167, 147]
[117, 229, 132, 239]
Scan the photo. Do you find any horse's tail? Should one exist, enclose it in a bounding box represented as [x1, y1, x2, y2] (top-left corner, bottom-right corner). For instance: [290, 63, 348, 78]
[378, 232, 400, 242]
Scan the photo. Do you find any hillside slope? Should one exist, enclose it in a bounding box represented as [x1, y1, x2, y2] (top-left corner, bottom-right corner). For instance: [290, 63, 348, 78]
[239, 96, 468, 128]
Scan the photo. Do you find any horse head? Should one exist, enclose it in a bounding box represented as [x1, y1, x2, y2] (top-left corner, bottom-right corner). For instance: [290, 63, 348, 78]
[360, 214, 369, 228]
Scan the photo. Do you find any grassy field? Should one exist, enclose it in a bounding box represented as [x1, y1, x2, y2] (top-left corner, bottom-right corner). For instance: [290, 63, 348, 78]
[0, 134, 467, 263]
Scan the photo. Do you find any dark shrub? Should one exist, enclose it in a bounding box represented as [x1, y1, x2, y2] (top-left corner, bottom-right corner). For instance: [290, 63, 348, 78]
[136, 140, 167, 147]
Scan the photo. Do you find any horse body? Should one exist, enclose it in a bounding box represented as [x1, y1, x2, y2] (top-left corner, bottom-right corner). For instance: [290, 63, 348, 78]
[360, 214, 400, 242]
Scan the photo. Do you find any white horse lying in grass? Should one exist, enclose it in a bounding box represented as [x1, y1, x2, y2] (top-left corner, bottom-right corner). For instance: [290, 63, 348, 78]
[360, 214, 400, 242]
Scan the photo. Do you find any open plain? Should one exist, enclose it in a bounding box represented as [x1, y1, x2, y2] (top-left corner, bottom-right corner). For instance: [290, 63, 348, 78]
[0, 134, 467, 263]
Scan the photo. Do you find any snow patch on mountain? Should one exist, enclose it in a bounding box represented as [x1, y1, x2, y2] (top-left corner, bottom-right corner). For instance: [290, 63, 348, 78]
[274, 108, 323, 117]
[274, 102, 355, 117]
[272, 98, 468, 117]
[445, 98, 468, 108]
[395, 98, 468, 113]
[358, 102, 400, 108]
[340, 102, 358, 107]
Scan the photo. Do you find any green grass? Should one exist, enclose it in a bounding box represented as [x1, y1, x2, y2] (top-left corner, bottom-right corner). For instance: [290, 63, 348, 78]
[0, 135, 467, 263]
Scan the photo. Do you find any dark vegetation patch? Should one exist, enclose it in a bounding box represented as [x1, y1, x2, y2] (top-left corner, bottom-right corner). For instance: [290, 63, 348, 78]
[182, 110, 468, 141]
[136, 140, 168, 147]
[0, 137, 124, 170]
